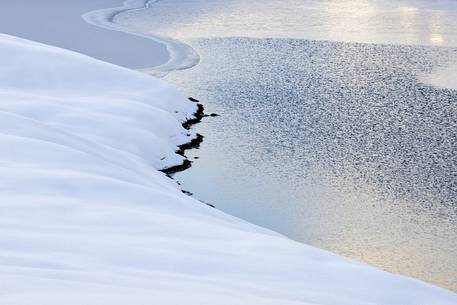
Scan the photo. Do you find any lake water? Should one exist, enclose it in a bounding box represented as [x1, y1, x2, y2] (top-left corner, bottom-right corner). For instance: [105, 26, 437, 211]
[116, 0, 457, 291]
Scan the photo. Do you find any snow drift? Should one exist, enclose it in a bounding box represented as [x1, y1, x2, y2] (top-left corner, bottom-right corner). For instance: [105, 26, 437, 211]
[0, 34, 456, 305]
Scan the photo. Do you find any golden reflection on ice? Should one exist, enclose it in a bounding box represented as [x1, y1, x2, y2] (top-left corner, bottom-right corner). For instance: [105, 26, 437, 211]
[428, 13, 447, 45]
[430, 34, 444, 45]
[296, 177, 457, 290]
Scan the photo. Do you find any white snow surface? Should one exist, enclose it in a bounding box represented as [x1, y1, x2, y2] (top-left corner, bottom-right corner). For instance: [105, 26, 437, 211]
[1, 34, 457, 305]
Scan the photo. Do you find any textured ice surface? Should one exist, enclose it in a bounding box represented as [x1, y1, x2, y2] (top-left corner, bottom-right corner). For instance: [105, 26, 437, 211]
[115, 0, 457, 290]
[168, 38, 457, 291]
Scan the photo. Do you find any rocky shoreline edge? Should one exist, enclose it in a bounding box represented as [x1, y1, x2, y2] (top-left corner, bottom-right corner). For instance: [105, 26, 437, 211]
[160, 97, 206, 175]
[160, 97, 217, 208]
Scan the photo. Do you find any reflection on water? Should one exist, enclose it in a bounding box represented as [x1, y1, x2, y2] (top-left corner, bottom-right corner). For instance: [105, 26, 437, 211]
[116, 0, 457, 291]
[118, 0, 457, 47]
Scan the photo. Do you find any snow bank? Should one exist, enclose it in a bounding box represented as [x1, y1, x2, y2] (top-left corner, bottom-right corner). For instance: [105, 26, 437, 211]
[0, 0, 169, 69]
[0, 0, 199, 75]
[84, 0, 200, 76]
[1, 34, 456, 305]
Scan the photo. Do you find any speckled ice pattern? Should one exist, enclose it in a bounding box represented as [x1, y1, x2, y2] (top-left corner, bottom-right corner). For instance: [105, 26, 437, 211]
[115, 0, 457, 292]
[164, 38, 457, 291]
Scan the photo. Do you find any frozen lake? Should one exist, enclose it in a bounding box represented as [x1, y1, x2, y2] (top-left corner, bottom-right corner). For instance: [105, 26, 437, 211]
[116, 0, 457, 291]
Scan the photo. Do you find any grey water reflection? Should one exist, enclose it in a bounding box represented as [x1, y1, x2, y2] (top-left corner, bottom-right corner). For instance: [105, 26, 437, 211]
[164, 39, 457, 291]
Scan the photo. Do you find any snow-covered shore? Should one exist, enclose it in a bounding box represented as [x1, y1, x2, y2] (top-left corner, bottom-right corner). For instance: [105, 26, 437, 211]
[0, 0, 199, 75]
[0, 0, 169, 69]
[83, 0, 200, 75]
[1, 33, 457, 305]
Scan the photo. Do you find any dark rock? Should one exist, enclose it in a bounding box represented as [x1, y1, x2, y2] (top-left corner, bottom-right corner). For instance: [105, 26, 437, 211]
[204, 202, 216, 208]
[182, 103, 205, 129]
[177, 133, 204, 155]
[182, 190, 193, 196]
[161, 159, 192, 175]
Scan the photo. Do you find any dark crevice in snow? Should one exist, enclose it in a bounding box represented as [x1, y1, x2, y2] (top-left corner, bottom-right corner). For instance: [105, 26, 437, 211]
[160, 97, 216, 208]
[160, 97, 205, 175]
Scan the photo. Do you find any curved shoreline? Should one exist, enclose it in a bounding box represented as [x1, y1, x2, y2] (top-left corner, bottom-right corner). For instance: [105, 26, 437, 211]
[84, 1, 208, 188]
[83, 0, 201, 77]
